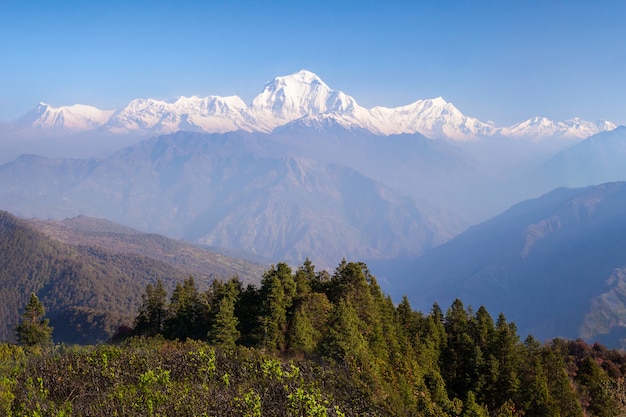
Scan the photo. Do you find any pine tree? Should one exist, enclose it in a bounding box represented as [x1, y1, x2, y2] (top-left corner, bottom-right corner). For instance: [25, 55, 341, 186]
[520, 356, 558, 417]
[542, 343, 583, 417]
[236, 283, 262, 346]
[576, 356, 619, 417]
[321, 298, 369, 369]
[259, 263, 295, 351]
[287, 305, 316, 355]
[164, 276, 205, 340]
[294, 258, 314, 298]
[134, 280, 167, 337]
[469, 306, 494, 406]
[210, 295, 240, 349]
[488, 313, 521, 409]
[442, 299, 476, 399]
[461, 391, 489, 417]
[16, 293, 53, 347]
[329, 261, 379, 340]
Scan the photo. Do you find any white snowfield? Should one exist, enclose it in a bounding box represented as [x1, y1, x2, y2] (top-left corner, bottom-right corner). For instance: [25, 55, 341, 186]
[11, 70, 617, 141]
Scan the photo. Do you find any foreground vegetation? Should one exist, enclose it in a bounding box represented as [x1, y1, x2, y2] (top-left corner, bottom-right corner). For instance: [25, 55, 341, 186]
[4, 260, 626, 416]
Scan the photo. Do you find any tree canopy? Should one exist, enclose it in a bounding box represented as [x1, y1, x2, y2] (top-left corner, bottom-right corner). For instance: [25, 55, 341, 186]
[16, 293, 53, 347]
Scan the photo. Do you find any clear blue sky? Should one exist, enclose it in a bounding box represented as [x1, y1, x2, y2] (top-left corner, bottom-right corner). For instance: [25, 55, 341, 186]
[1, 0, 624, 126]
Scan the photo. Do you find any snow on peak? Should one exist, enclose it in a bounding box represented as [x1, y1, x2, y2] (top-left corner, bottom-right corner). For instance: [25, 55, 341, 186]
[104, 93, 255, 135]
[10, 70, 617, 141]
[250, 70, 363, 126]
[369, 97, 498, 140]
[502, 116, 617, 141]
[15, 102, 114, 132]
[286, 69, 325, 84]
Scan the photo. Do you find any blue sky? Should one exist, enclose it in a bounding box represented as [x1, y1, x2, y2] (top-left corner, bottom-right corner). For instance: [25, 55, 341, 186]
[1, 0, 624, 126]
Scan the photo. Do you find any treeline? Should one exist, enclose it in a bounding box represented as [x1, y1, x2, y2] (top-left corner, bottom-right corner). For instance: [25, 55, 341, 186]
[116, 259, 626, 416]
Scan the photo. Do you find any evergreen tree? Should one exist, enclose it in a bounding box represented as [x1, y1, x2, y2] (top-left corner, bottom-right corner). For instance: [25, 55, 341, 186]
[164, 276, 206, 340]
[329, 261, 379, 340]
[469, 306, 494, 407]
[134, 280, 167, 337]
[415, 303, 447, 372]
[321, 298, 369, 369]
[236, 283, 262, 346]
[259, 263, 295, 351]
[288, 291, 332, 354]
[520, 356, 558, 417]
[576, 356, 619, 417]
[16, 293, 53, 347]
[488, 313, 521, 410]
[442, 299, 476, 399]
[462, 391, 489, 417]
[287, 305, 316, 355]
[294, 258, 314, 298]
[396, 295, 416, 336]
[210, 295, 240, 349]
[542, 343, 583, 417]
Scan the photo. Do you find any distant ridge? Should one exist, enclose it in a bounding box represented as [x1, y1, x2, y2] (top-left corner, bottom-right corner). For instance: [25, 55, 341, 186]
[0, 131, 469, 268]
[400, 181, 626, 348]
[6, 70, 616, 141]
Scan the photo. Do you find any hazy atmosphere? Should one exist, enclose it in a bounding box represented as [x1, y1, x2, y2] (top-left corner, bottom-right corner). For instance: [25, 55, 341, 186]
[3, 2, 626, 415]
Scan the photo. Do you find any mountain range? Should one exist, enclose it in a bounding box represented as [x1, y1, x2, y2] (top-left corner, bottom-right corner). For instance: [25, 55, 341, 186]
[6, 70, 616, 142]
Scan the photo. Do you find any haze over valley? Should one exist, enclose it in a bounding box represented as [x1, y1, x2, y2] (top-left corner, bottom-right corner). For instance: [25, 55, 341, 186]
[2, 69, 626, 347]
[3, 0, 626, 352]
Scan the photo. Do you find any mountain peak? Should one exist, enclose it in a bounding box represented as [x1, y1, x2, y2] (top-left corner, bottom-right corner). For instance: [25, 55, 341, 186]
[260, 70, 327, 94]
[282, 69, 324, 84]
[251, 69, 359, 123]
[504, 116, 617, 140]
[14, 102, 114, 132]
[429, 96, 448, 106]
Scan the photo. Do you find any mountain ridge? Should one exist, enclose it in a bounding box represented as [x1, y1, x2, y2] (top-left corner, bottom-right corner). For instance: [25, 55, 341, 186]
[0, 131, 469, 269]
[6, 70, 616, 141]
[398, 181, 626, 347]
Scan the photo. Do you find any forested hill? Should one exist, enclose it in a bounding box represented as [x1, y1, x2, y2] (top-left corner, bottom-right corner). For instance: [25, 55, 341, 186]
[26, 215, 267, 286]
[0, 210, 266, 344]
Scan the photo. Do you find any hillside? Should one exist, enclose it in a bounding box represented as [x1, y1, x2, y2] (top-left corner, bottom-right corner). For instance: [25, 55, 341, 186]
[0, 131, 468, 269]
[26, 215, 267, 285]
[400, 182, 626, 347]
[0, 211, 266, 344]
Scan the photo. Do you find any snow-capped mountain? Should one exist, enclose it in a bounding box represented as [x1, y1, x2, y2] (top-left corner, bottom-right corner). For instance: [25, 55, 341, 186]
[7, 70, 617, 141]
[501, 117, 617, 141]
[370, 97, 499, 140]
[249, 70, 373, 130]
[105, 95, 255, 134]
[14, 102, 114, 133]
